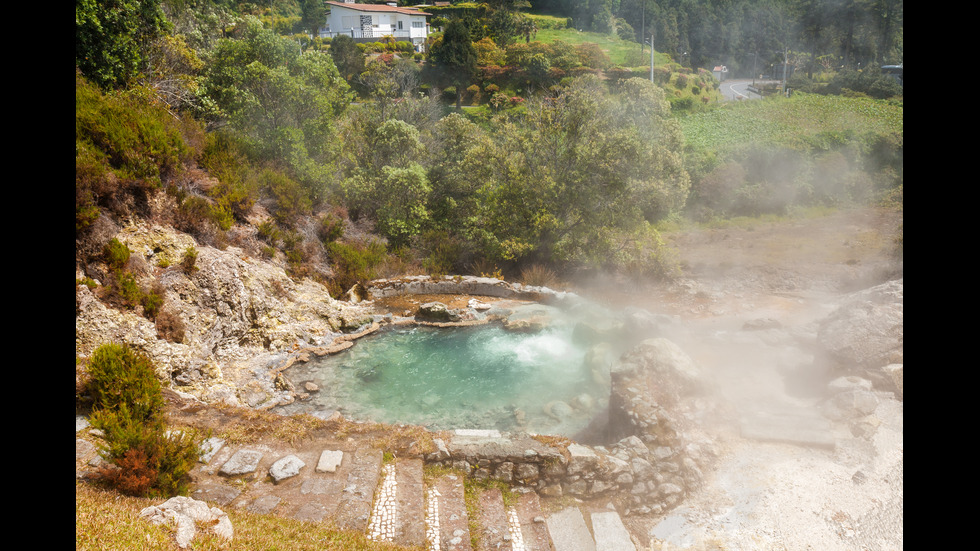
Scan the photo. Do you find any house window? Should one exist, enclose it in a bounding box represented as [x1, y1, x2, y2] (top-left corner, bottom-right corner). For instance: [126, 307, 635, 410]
[412, 21, 424, 28]
[397, 20, 403, 30]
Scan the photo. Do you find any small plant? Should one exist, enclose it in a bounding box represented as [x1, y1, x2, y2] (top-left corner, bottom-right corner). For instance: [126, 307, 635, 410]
[104, 238, 131, 272]
[519, 264, 559, 288]
[180, 246, 198, 274]
[317, 211, 346, 244]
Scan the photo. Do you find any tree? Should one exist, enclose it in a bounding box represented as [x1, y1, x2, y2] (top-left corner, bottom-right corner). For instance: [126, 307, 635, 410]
[76, 0, 170, 89]
[329, 34, 365, 82]
[428, 19, 477, 110]
[301, 0, 326, 38]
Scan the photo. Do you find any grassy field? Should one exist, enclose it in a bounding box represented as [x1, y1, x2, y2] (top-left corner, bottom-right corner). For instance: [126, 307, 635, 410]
[678, 92, 904, 153]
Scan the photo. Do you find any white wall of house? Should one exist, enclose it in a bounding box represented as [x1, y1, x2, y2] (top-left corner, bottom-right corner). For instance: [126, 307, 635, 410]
[321, 2, 429, 45]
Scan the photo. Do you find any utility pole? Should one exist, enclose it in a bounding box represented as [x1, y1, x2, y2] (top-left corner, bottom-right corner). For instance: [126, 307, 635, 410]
[781, 48, 788, 95]
[640, 4, 645, 53]
[649, 33, 655, 82]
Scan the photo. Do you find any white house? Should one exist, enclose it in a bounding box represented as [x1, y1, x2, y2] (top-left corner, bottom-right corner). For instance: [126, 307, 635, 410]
[320, 1, 431, 51]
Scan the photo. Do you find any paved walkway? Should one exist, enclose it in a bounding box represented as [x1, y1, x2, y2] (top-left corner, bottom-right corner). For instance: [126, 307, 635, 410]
[76, 417, 640, 550]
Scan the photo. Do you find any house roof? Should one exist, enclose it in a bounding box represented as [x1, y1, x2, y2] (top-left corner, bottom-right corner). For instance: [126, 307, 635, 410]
[326, 2, 432, 16]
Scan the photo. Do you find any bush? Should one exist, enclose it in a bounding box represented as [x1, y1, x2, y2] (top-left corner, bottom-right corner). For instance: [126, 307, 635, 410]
[103, 239, 131, 272]
[86, 344, 164, 422]
[317, 211, 346, 244]
[180, 247, 198, 275]
[86, 343, 205, 498]
[327, 240, 388, 296]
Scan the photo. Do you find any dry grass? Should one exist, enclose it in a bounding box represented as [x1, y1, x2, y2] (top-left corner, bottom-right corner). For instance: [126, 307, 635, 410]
[76, 481, 421, 550]
[207, 405, 330, 446]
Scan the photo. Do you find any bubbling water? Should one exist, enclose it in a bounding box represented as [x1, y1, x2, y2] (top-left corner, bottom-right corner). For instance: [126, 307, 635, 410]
[276, 321, 613, 436]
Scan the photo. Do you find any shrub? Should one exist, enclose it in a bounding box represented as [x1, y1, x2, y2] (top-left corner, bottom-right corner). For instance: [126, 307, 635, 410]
[327, 240, 388, 296]
[86, 344, 164, 422]
[317, 211, 346, 244]
[154, 308, 186, 343]
[86, 343, 205, 498]
[180, 247, 198, 275]
[519, 264, 560, 288]
[103, 239, 131, 272]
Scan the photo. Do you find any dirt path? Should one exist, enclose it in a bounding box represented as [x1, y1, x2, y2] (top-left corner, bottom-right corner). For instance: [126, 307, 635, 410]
[583, 207, 904, 550]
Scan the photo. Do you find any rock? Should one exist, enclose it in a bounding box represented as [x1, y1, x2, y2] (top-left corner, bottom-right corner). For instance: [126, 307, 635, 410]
[544, 400, 574, 422]
[882, 363, 903, 399]
[566, 443, 599, 475]
[316, 450, 344, 473]
[742, 317, 782, 330]
[269, 455, 305, 482]
[822, 389, 880, 421]
[139, 496, 233, 548]
[219, 449, 263, 477]
[616, 338, 707, 396]
[817, 279, 903, 388]
[503, 316, 549, 333]
[416, 302, 462, 322]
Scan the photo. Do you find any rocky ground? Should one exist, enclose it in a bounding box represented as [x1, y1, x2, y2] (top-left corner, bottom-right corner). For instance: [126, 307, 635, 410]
[582, 207, 904, 550]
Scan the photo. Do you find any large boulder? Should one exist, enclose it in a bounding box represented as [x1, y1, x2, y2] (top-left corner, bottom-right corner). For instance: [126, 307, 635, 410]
[615, 338, 708, 398]
[817, 279, 903, 394]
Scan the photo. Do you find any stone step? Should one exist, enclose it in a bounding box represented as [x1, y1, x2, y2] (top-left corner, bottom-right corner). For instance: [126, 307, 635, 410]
[546, 507, 597, 551]
[334, 448, 384, 532]
[475, 487, 512, 551]
[395, 458, 426, 547]
[514, 492, 552, 551]
[590, 511, 636, 551]
[427, 473, 472, 551]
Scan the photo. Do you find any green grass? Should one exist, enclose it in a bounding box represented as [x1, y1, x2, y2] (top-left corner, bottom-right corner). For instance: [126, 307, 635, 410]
[678, 92, 904, 154]
[531, 25, 667, 68]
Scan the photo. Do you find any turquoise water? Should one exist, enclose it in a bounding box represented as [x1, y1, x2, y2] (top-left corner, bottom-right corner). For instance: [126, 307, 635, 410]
[278, 322, 612, 436]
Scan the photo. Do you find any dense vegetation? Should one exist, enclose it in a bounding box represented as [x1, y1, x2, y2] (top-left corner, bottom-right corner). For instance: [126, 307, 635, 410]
[76, 0, 902, 294]
[532, 0, 903, 80]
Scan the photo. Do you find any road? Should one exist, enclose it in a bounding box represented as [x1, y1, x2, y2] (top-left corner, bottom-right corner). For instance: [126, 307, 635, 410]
[719, 78, 780, 101]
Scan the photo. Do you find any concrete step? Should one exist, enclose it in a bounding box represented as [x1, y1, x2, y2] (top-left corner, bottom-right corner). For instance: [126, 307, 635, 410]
[546, 507, 597, 551]
[591, 511, 636, 551]
[427, 473, 472, 550]
[475, 487, 512, 551]
[513, 492, 552, 551]
[395, 458, 426, 547]
[334, 448, 384, 532]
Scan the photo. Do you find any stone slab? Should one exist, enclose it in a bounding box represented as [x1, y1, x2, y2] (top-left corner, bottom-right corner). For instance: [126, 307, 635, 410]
[476, 488, 511, 550]
[269, 454, 305, 482]
[219, 449, 263, 476]
[316, 449, 344, 473]
[396, 458, 426, 547]
[738, 405, 836, 449]
[516, 491, 552, 551]
[546, 507, 596, 551]
[334, 448, 384, 532]
[591, 511, 636, 551]
[191, 483, 241, 506]
[245, 494, 281, 515]
[432, 474, 472, 551]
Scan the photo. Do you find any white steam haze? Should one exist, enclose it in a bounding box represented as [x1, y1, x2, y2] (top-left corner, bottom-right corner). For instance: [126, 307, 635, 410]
[575, 207, 902, 550]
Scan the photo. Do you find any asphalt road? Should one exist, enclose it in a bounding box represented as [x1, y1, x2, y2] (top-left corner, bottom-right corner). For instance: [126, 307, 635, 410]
[719, 79, 780, 101]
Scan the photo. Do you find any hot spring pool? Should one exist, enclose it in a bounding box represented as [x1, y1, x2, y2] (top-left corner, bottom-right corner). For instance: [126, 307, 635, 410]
[276, 319, 616, 436]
